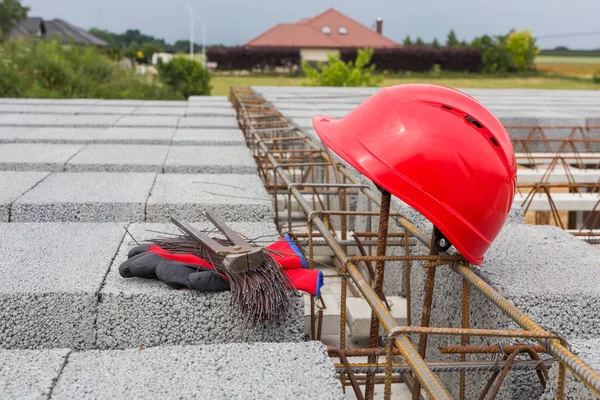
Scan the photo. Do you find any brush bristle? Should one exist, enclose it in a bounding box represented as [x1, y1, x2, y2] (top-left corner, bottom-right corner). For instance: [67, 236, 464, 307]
[150, 235, 295, 326]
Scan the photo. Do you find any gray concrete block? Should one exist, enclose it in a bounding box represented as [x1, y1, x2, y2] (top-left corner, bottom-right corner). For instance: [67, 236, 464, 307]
[48, 115, 123, 127]
[0, 127, 33, 142]
[542, 339, 600, 400]
[146, 173, 274, 222]
[96, 99, 145, 106]
[0, 113, 60, 126]
[97, 222, 303, 349]
[133, 107, 186, 116]
[188, 95, 230, 103]
[65, 144, 170, 173]
[0, 223, 124, 349]
[185, 107, 236, 117]
[12, 172, 156, 222]
[17, 128, 105, 144]
[171, 128, 245, 146]
[0, 349, 70, 399]
[78, 106, 136, 115]
[52, 342, 343, 400]
[97, 127, 175, 145]
[142, 100, 189, 107]
[0, 171, 49, 221]
[177, 116, 239, 129]
[115, 116, 179, 128]
[0, 143, 84, 171]
[163, 146, 256, 174]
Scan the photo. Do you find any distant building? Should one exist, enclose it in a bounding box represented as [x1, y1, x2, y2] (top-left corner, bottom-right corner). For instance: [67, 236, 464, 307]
[10, 17, 109, 47]
[152, 52, 174, 65]
[245, 8, 398, 62]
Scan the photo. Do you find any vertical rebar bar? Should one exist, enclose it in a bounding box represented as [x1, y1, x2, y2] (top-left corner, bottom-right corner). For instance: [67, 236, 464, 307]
[460, 277, 471, 400]
[365, 190, 392, 400]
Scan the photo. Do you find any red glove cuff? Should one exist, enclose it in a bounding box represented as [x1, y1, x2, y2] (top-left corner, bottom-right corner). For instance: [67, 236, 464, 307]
[267, 234, 307, 269]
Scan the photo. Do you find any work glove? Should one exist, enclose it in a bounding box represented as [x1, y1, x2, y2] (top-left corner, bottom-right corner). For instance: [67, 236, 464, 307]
[119, 244, 229, 292]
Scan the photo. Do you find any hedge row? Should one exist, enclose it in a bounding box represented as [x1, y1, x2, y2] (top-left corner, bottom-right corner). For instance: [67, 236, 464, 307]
[206, 47, 300, 71]
[206, 46, 483, 73]
[340, 47, 483, 72]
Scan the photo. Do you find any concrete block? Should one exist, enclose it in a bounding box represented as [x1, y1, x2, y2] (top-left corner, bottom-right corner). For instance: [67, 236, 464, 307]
[171, 128, 245, 146]
[115, 116, 179, 128]
[51, 343, 343, 400]
[0, 113, 60, 126]
[177, 116, 239, 129]
[95, 99, 144, 106]
[0, 127, 33, 142]
[12, 172, 156, 222]
[146, 173, 274, 222]
[163, 145, 256, 174]
[97, 127, 175, 145]
[185, 107, 236, 117]
[0, 143, 84, 171]
[48, 115, 122, 127]
[17, 128, 105, 144]
[141, 100, 189, 107]
[542, 339, 600, 400]
[304, 294, 341, 336]
[0, 223, 124, 349]
[0, 349, 70, 399]
[0, 171, 49, 221]
[133, 107, 186, 116]
[346, 296, 407, 339]
[66, 144, 170, 173]
[97, 221, 303, 349]
[188, 95, 230, 103]
[78, 106, 136, 115]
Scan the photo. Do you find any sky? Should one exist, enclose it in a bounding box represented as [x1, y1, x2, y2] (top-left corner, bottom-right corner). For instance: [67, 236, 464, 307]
[22, 0, 600, 49]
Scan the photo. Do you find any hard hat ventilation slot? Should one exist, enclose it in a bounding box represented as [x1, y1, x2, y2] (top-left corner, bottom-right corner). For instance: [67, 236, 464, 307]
[489, 137, 500, 147]
[464, 115, 483, 129]
[441, 105, 453, 111]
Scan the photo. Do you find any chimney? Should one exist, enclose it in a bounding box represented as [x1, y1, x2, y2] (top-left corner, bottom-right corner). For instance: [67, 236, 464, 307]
[376, 17, 383, 34]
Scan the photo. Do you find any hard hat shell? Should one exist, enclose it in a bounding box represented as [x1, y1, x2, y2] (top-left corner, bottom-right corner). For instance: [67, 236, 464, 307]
[312, 84, 516, 265]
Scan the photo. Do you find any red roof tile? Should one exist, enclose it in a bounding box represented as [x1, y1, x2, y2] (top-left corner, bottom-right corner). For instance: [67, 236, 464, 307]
[246, 8, 399, 48]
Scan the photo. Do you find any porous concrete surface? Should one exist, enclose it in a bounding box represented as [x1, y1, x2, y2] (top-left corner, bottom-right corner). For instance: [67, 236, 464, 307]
[163, 145, 256, 174]
[177, 116, 239, 129]
[171, 128, 245, 146]
[12, 172, 156, 222]
[146, 173, 274, 222]
[132, 106, 185, 116]
[65, 144, 170, 172]
[542, 339, 600, 400]
[0, 143, 84, 171]
[185, 106, 236, 117]
[97, 221, 303, 349]
[48, 115, 123, 127]
[0, 127, 33, 142]
[0, 349, 70, 399]
[51, 343, 344, 400]
[97, 127, 175, 145]
[0, 171, 49, 221]
[115, 115, 179, 128]
[0, 223, 124, 349]
[17, 128, 106, 144]
[0, 113, 61, 126]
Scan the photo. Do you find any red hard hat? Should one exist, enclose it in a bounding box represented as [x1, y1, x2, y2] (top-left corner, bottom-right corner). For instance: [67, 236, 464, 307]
[312, 84, 516, 265]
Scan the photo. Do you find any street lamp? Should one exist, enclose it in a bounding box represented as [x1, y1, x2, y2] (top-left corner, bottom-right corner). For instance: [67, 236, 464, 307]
[184, 5, 194, 61]
[197, 16, 206, 67]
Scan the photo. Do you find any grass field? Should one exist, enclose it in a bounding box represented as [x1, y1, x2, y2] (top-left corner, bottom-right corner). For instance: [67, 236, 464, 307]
[210, 74, 599, 96]
[535, 55, 600, 77]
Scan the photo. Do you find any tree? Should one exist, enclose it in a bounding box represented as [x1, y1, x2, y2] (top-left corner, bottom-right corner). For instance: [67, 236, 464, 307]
[157, 56, 211, 97]
[446, 29, 459, 47]
[0, 0, 29, 41]
[415, 37, 425, 47]
[431, 38, 441, 49]
[402, 35, 413, 47]
[505, 30, 539, 71]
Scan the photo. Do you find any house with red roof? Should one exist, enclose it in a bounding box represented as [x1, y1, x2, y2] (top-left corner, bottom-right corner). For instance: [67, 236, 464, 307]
[245, 8, 399, 62]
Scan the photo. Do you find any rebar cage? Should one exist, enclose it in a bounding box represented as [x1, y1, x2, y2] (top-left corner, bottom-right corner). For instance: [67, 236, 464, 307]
[229, 86, 600, 400]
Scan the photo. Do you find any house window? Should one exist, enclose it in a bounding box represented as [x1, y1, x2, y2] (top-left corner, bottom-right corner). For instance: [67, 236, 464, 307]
[338, 27, 347, 35]
[322, 26, 331, 34]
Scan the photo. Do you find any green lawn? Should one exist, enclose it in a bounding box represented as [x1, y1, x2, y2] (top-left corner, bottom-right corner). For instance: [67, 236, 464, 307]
[210, 74, 599, 96]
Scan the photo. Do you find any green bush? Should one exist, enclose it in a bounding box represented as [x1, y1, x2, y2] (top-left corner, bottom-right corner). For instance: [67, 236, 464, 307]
[0, 38, 183, 99]
[302, 48, 383, 87]
[593, 72, 600, 84]
[471, 30, 539, 73]
[157, 56, 212, 97]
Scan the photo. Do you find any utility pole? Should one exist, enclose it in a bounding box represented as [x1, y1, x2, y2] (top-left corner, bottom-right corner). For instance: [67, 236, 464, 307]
[184, 5, 194, 61]
[197, 16, 206, 67]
